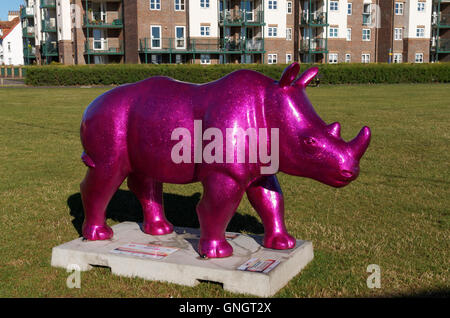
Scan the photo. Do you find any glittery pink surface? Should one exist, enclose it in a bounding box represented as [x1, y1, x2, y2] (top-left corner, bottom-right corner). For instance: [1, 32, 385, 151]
[79, 63, 371, 258]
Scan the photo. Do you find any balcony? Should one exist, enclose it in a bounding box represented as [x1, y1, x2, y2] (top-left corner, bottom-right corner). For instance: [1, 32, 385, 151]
[42, 42, 58, 56]
[24, 46, 36, 58]
[22, 26, 35, 37]
[139, 38, 221, 53]
[433, 13, 450, 27]
[20, 7, 34, 19]
[300, 38, 327, 53]
[85, 40, 124, 55]
[42, 19, 57, 32]
[83, 14, 123, 28]
[41, 0, 56, 8]
[437, 38, 450, 52]
[301, 11, 328, 26]
[219, 10, 264, 25]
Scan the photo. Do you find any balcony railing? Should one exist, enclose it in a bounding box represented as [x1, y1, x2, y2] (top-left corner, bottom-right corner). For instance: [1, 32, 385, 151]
[24, 46, 36, 57]
[41, 0, 56, 8]
[42, 42, 58, 56]
[245, 38, 264, 51]
[20, 6, 34, 19]
[83, 14, 123, 28]
[42, 19, 57, 32]
[85, 40, 124, 55]
[22, 26, 35, 37]
[300, 38, 327, 53]
[301, 11, 328, 26]
[219, 10, 264, 25]
[433, 13, 450, 26]
[437, 38, 450, 52]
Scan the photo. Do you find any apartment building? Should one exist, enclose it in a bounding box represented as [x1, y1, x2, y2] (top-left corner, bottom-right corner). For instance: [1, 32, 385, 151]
[20, 0, 440, 65]
[431, 0, 450, 61]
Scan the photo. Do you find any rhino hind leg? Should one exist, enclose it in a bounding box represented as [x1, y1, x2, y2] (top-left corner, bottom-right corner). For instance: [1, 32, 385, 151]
[196, 173, 245, 258]
[246, 175, 296, 250]
[80, 165, 128, 241]
[127, 174, 173, 236]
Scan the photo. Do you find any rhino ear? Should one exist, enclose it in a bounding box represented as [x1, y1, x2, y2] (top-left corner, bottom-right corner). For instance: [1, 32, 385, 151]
[279, 62, 300, 88]
[295, 67, 319, 88]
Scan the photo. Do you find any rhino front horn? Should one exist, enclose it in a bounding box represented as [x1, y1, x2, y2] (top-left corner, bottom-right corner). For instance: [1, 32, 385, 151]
[349, 126, 371, 160]
[327, 122, 341, 138]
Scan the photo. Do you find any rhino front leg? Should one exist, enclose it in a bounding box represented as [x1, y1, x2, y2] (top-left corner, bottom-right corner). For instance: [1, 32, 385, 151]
[127, 174, 173, 235]
[196, 173, 245, 258]
[246, 175, 296, 250]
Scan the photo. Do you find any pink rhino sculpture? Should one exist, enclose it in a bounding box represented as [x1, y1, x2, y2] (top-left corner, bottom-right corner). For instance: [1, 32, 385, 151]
[79, 63, 371, 258]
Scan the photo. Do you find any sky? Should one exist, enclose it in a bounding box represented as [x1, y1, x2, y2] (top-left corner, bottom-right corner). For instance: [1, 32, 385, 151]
[0, 0, 24, 21]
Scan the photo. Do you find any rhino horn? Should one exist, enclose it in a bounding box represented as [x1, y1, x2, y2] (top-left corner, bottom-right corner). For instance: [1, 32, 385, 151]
[327, 122, 341, 138]
[349, 126, 371, 160]
[279, 62, 300, 88]
[295, 67, 319, 88]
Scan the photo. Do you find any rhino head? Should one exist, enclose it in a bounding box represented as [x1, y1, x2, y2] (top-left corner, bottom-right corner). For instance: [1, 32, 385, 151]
[265, 63, 371, 188]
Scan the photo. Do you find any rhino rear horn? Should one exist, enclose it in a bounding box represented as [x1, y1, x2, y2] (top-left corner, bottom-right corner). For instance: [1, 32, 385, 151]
[295, 67, 319, 88]
[349, 126, 371, 160]
[279, 62, 300, 88]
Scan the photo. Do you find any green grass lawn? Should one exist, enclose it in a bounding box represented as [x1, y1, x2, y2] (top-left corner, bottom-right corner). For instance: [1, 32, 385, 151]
[0, 84, 448, 297]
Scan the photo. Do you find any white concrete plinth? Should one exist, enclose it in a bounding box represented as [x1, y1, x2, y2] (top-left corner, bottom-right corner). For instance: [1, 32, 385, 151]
[51, 222, 314, 297]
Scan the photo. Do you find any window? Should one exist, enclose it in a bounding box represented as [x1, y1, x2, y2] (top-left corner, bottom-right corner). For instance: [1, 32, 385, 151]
[393, 53, 402, 63]
[329, 27, 338, 38]
[415, 53, 423, 63]
[395, 2, 403, 15]
[417, 2, 425, 12]
[347, 3, 352, 15]
[330, 1, 339, 11]
[362, 29, 371, 41]
[346, 28, 351, 41]
[151, 25, 161, 48]
[200, 25, 210, 36]
[287, 1, 292, 14]
[361, 53, 370, 63]
[175, 26, 185, 49]
[268, 1, 277, 10]
[328, 53, 338, 64]
[286, 53, 292, 63]
[268, 54, 277, 64]
[345, 53, 351, 63]
[150, 0, 161, 10]
[416, 27, 425, 38]
[174, 0, 185, 11]
[7, 42, 11, 52]
[200, 0, 210, 8]
[286, 28, 292, 40]
[151, 54, 162, 64]
[200, 54, 211, 64]
[394, 28, 402, 40]
[268, 27, 278, 37]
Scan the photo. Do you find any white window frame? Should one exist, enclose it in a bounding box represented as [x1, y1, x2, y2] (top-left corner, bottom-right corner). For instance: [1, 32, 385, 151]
[268, 0, 277, 10]
[268, 53, 277, 64]
[287, 1, 292, 14]
[361, 53, 370, 63]
[150, 0, 161, 10]
[395, 2, 403, 15]
[330, 1, 339, 11]
[174, 0, 185, 11]
[417, 2, 425, 12]
[345, 53, 351, 63]
[200, 54, 211, 64]
[200, 25, 210, 36]
[347, 3, 352, 15]
[286, 53, 292, 63]
[346, 28, 351, 41]
[329, 27, 338, 38]
[268, 27, 278, 37]
[416, 27, 425, 38]
[415, 53, 423, 63]
[175, 26, 185, 49]
[286, 28, 292, 40]
[394, 28, 402, 40]
[150, 25, 162, 49]
[200, 0, 210, 8]
[362, 29, 371, 41]
[393, 53, 402, 63]
[328, 53, 338, 64]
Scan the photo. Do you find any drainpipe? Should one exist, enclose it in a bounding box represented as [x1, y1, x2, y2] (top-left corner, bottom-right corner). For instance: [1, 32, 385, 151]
[294, 0, 299, 62]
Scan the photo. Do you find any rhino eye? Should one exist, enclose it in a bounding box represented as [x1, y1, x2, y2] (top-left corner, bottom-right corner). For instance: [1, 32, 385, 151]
[304, 137, 316, 146]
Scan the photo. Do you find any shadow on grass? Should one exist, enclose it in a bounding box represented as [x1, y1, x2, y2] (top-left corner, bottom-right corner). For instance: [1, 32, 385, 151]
[67, 189, 264, 237]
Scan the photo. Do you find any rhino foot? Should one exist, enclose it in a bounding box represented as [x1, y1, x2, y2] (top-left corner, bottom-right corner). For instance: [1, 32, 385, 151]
[264, 233, 296, 250]
[198, 238, 233, 258]
[82, 223, 113, 241]
[142, 219, 174, 236]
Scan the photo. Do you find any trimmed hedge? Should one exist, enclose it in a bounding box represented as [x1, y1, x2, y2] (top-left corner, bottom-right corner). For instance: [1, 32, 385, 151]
[24, 63, 450, 86]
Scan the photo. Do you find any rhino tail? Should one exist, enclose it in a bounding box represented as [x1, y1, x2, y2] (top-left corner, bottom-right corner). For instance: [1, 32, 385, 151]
[81, 151, 96, 168]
